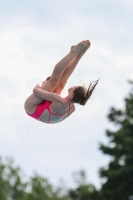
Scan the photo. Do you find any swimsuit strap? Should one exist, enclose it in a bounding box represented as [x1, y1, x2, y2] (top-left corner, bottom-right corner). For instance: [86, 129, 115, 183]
[48, 113, 51, 123]
[65, 98, 71, 117]
[47, 99, 74, 123]
[63, 98, 75, 117]
[45, 100, 52, 123]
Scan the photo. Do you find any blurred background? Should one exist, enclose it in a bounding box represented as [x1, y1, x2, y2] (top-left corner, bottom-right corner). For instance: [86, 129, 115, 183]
[0, 0, 133, 199]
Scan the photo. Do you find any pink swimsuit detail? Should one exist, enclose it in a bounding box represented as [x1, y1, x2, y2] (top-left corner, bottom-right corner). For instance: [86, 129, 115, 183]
[26, 99, 74, 123]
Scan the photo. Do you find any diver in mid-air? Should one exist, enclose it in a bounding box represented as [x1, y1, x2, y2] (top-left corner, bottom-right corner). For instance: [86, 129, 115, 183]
[24, 40, 99, 124]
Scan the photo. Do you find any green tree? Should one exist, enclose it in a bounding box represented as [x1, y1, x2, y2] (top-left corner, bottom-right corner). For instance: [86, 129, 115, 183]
[0, 156, 69, 200]
[0, 157, 28, 200]
[99, 81, 133, 200]
[68, 170, 99, 200]
[28, 173, 69, 200]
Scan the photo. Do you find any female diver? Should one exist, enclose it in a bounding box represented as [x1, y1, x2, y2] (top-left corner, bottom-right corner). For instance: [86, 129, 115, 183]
[24, 40, 99, 124]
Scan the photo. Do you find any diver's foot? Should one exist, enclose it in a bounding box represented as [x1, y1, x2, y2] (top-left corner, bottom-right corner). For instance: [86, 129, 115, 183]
[77, 43, 90, 58]
[71, 40, 91, 55]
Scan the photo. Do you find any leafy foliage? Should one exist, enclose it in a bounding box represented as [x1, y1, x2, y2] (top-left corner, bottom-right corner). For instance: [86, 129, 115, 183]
[0, 157, 28, 200]
[99, 82, 133, 200]
[68, 170, 99, 200]
[0, 157, 69, 200]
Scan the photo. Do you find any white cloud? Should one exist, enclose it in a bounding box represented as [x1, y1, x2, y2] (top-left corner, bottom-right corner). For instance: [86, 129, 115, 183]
[74, 98, 103, 119]
[129, 74, 133, 82]
[0, 31, 24, 76]
[116, 54, 133, 69]
[116, 0, 133, 9]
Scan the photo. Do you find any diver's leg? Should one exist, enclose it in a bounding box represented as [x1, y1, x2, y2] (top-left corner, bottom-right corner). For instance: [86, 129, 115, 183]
[25, 41, 90, 110]
[53, 43, 90, 94]
[41, 40, 89, 92]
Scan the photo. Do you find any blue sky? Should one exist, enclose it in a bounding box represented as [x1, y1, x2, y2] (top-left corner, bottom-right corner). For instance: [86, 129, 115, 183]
[0, 0, 133, 189]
